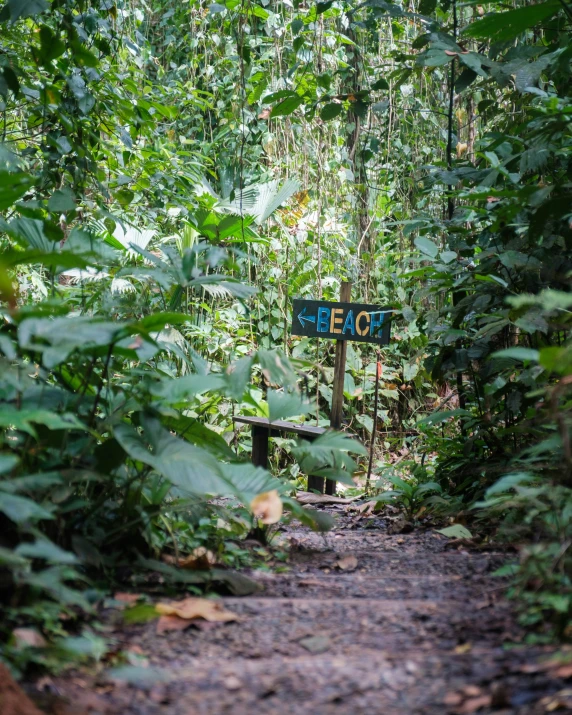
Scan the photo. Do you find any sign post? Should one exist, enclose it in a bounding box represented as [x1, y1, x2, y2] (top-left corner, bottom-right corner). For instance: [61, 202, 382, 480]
[291, 288, 392, 494]
[326, 281, 352, 494]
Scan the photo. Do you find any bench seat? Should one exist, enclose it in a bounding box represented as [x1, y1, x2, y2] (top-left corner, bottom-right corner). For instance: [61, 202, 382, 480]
[233, 416, 331, 493]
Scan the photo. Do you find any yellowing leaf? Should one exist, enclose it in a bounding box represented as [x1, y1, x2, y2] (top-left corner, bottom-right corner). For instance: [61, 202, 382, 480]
[250, 490, 283, 524]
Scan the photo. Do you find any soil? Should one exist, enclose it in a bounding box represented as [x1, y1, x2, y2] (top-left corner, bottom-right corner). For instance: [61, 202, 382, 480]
[25, 506, 572, 714]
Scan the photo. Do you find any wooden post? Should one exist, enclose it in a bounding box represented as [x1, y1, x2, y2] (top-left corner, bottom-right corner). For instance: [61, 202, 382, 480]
[325, 281, 352, 495]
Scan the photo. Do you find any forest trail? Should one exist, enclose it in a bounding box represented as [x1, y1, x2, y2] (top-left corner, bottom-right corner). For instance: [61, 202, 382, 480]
[28, 506, 571, 715]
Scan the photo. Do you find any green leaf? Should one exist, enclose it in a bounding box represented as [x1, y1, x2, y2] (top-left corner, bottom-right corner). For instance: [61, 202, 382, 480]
[16, 538, 79, 564]
[163, 416, 237, 461]
[0, 454, 19, 475]
[320, 102, 344, 121]
[115, 420, 230, 497]
[0, 171, 33, 210]
[0, 493, 54, 523]
[435, 524, 472, 539]
[8, 217, 52, 251]
[267, 389, 311, 422]
[414, 236, 439, 258]
[282, 496, 334, 532]
[270, 94, 304, 118]
[440, 250, 457, 264]
[462, 1, 561, 42]
[0, 472, 62, 493]
[0, 406, 86, 437]
[371, 77, 389, 90]
[8, 0, 48, 22]
[150, 374, 226, 403]
[491, 347, 540, 362]
[417, 409, 472, 426]
[484, 472, 535, 497]
[48, 188, 76, 213]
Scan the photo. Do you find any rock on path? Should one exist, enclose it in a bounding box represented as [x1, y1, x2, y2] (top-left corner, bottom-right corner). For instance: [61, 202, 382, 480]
[27, 509, 572, 714]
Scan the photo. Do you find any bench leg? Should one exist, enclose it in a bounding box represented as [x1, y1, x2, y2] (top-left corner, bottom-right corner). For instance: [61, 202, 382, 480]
[251, 425, 269, 469]
[307, 475, 325, 493]
[324, 477, 336, 496]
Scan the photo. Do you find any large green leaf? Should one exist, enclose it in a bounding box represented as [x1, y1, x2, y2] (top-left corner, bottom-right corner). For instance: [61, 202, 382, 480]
[0, 171, 33, 209]
[115, 421, 229, 496]
[267, 389, 311, 422]
[8, 218, 52, 251]
[0, 493, 54, 523]
[414, 236, 439, 259]
[462, 1, 561, 42]
[0, 406, 86, 437]
[270, 94, 304, 118]
[150, 374, 226, 403]
[7, 0, 48, 22]
[16, 538, 79, 564]
[320, 102, 344, 121]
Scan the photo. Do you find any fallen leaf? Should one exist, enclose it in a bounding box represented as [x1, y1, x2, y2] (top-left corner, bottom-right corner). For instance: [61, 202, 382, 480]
[155, 597, 239, 623]
[461, 685, 482, 697]
[348, 500, 377, 515]
[458, 695, 491, 714]
[224, 676, 242, 691]
[335, 554, 358, 572]
[299, 635, 331, 653]
[114, 592, 141, 605]
[444, 691, 463, 706]
[178, 547, 217, 569]
[556, 665, 572, 679]
[454, 643, 472, 654]
[156, 615, 194, 635]
[12, 628, 47, 649]
[388, 517, 414, 535]
[250, 490, 283, 524]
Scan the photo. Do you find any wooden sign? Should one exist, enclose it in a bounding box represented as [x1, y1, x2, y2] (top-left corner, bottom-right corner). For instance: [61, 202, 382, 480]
[291, 298, 392, 345]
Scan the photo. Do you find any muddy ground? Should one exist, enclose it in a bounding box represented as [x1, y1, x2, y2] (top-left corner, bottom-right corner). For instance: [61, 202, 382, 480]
[25, 505, 572, 714]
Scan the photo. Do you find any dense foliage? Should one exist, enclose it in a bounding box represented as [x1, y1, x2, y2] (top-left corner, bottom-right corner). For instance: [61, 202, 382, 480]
[1, 0, 571, 673]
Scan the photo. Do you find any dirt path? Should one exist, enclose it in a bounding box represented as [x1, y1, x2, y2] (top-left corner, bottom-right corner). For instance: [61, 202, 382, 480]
[28, 506, 572, 714]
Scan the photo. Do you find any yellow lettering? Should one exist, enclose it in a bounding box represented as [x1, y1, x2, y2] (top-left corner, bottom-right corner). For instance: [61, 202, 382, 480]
[356, 311, 370, 336]
[330, 308, 344, 334]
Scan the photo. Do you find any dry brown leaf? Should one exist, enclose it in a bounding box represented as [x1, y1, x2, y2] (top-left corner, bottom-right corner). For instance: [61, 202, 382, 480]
[443, 691, 463, 706]
[348, 500, 377, 516]
[12, 628, 47, 649]
[178, 547, 217, 569]
[156, 615, 194, 635]
[461, 685, 482, 697]
[454, 643, 472, 654]
[155, 597, 239, 623]
[250, 490, 283, 524]
[458, 695, 491, 714]
[556, 665, 572, 679]
[335, 554, 358, 572]
[114, 592, 141, 604]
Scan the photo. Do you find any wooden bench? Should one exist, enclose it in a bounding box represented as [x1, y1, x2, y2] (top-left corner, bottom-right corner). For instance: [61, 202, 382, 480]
[233, 415, 335, 494]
